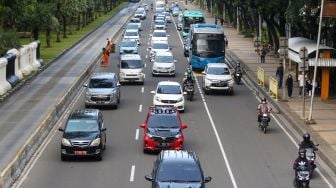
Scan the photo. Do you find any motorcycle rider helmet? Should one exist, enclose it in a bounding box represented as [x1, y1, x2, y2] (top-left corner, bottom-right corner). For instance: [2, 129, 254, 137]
[261, 98, 267, 104]
[299, 148, 306, 159]
[237, 63, 240, 67]
[303, 133, 311, 142]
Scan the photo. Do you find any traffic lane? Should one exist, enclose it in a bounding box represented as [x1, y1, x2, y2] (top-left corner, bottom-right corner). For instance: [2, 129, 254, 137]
[197, 80, 330, 187]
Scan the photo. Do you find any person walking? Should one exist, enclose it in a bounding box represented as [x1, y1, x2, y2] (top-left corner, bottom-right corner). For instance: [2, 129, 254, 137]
[276, 63, 284, 88]
[260, 46, 267, 63]
[286, 74, 293, 98]
[298, 72, 305, 97]
[102, 47, 109, 67]
[220, 18, 224, 26]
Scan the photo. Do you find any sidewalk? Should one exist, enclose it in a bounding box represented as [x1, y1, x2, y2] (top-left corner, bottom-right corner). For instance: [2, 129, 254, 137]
[184, 1, 336, 173]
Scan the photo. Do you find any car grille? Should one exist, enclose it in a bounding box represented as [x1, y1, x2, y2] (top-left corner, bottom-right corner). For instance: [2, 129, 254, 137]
[126, 74, 138, 76]
[152, 136, 176, 143]
[71, 140, 90, 147]
[161, 100, 177, 104]
[91, 95, 110, 101]
[211, 81, 228, 87]
[124, 50, 134, 53]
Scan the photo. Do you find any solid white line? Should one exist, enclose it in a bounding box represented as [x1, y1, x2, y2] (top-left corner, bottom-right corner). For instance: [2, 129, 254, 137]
[139, 104, 143, 112]
[174, 16, 238, 188]
[130, 165, 135, 182]
[143, 74, 146, 79]
[135, 129, 139, 140]
[145, 63, 147, 68]
[141, 87, 144, 93]
[145, 55, 148, 59]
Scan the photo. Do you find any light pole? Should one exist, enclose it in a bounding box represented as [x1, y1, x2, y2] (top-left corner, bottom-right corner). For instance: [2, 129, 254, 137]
[299, 47, 308, 119]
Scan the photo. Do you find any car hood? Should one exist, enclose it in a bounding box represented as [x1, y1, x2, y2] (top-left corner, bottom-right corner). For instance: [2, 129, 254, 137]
[120, 68, 143, 73]
[153, 62, 174, 68]
[87, 88, 116, 95]
[148, 128, 179, 137]
[206, 74, 232, 81]
[156, 182, 202, 188]
[155, 93, 183, 100]
[152, 49, 170, 53]
[64, 131, 99, 141]
[120, 47, 137, 51]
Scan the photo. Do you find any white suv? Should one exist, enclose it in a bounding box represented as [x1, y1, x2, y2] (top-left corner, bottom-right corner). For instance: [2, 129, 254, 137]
[119, 54, 144, 84]
[202, 63, 234, 95]
[152, 51, 176, 76]
[123, 29, 140, 45]
[151, 81, 185, 112]
[150, 30, 169, 44]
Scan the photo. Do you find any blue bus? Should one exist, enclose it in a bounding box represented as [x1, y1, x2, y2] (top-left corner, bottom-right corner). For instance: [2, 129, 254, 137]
[185, 24, 225, 70]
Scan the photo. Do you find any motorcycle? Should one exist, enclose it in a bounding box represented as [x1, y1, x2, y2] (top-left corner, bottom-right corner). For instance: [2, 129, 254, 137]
[300, 145, 318, 177]
[259, 113, 269, 134]
[294, 165, 310, 188]
[234, 72, 242, 85]
[184, 81, 194, 101]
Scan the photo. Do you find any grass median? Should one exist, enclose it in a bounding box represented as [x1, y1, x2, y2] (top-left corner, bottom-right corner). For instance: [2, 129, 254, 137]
[20, 2, 128, 63]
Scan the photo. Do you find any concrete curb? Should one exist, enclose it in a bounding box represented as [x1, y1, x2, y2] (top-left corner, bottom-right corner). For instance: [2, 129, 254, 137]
[0, 3, 137, 188]
[226, 50, 336, 174]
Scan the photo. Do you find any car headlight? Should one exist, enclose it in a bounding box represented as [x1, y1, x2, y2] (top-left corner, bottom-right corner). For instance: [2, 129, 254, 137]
[155, 96, 161, 102]
[177, 97, 183, 102]
[62, 138, 72, 147]
[146, 133, 154, 138]
[90, 138, 101, 146]
[175, 133, 182, 138]
[138, 72, 144, 76]
[228, 79, 234, 84]
[205, 77, 214, 83]
[119, 72, 125, 76]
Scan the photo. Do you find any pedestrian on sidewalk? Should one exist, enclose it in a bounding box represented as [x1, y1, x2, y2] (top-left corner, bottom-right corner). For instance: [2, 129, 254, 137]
[220, 18, 224, 26]
[260, 46, 267, 63]
[224, 35, 228, 48]
[286, 74, 293, 98]
[306, 78, 312, 96]
[276, 63, 284, 88]
[298, 72, 305, 97]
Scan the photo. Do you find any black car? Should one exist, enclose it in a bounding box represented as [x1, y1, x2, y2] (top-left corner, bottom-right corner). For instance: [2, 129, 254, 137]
[58, 109, 106, 161]
[145, 150, 212, 188]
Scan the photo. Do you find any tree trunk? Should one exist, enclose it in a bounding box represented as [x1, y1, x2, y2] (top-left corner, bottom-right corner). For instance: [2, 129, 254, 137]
[68, 17, 73, 35]
[62, 15, 67, 38]
[82, 12, 86, 27]
[46, 28, 51, 48]
[77, 13, 81, 31]
[32, 27, 39, 41]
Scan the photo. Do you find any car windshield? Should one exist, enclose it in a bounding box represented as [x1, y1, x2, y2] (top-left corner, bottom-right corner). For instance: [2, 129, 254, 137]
[126, 24, 138, 30]
[65, 119, 99, 133]
[89, 78, 114, 88]
[157, 85, 181, 94]
[148, 114, 179, 128]
[155, 56, 173, 63]
[121, 41, 137, 47]
[121, 60, 142, 69]
[125, 31, 138, 37]
[155, 20, 165, 25]
[131, 19, 140, 23]
[207, 67, 230, 75]
[173, 8, 179, 12]
[153, 43, 169, 49]
[153, 32, 166, 37]
[157, 160, 202, 182]
[135, 11, 143, 14]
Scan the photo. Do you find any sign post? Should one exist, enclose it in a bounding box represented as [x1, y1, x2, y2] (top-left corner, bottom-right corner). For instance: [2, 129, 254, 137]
[299, 47, 308, 120]
[279, 37, 288, 101]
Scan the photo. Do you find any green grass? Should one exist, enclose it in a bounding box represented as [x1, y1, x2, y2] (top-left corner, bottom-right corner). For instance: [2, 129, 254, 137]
[20, 2, 128, 63]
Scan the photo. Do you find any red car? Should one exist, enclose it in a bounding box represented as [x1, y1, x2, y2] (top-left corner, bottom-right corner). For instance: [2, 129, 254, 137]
[140, 106, 187, 153]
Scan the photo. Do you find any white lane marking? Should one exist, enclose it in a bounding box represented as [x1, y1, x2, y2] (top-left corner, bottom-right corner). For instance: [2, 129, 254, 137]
[130, 165, 135, 182]
[141, 87, 144, 93]
[271, 112, 334, 188]
[145, 54, 148, 59]
[143, 74, 146, 79]
[145, 63, 147, 68]
[139, 104, 143, 112]
[174, 17, 238, 188]
[135, 129, 139, 140]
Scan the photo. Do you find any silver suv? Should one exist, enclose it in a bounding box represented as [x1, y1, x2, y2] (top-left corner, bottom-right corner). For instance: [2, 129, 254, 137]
[84, 72, 120, 108]
[202, 63, 234, 95]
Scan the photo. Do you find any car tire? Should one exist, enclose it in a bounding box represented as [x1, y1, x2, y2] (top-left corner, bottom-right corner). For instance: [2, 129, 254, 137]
[180, 109, 185, 113]
[96, 153, 103, 161]
[229, 89, 234, 96]
[85, 104, 90, 108]
[203, 88, 210, 95]
[61, 155, 68, 161]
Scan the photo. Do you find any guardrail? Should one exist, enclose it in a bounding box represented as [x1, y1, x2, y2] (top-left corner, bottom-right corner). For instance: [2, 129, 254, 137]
[0, 3, 137, 188]
[269, 76, 279, 100]
[257, 66, 265, 88]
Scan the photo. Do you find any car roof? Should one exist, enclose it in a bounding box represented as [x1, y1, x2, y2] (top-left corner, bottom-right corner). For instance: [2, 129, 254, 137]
[120, 54, 141, 60]
[91, 72, 116, 79]
[207, 63, 229, 68]
[152, 40, 169, 45]
[155, 51, 173, 56]
[158, 81, 180, 86]
[69, 109, 100, 120]
[153, 30, 166, 33]
[159, 150, 199, 163]
[125, 29, 138, 32]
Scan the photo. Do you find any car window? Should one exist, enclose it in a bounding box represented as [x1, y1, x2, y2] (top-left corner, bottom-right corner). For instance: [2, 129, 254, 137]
[155, 20, 165, 25]
[89, 78, 114, 88]
[121, 60, 142, 69]
[148, 114, 179, 128]
[126, 24, 138, 30]
[65, 119, 99, 133]
[207, 67, 230, 75]
[125, 31, 138, 36]
[157, 160, 202, 182]
[153, 32, 166, 37]
[121, 41, 137, 47]
[152, 43, 169, 49]
[157, 85, 181, 94]
[155, 56, 173, 63]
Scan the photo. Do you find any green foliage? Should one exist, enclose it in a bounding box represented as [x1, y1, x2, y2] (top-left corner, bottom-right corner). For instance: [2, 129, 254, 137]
[0, 29, 20, 56]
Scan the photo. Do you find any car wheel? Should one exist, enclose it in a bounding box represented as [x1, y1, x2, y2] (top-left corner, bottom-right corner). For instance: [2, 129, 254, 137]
[152, 73, 156, 77]
[96, 153, 103, 161]
[229, 89, 234, 96]
[180, 109, 185, 113]
[203, 88, 210, 95]
[112, 104, 118, 109]
[61, 154, 68, 161]
[85, 104, 90, 108]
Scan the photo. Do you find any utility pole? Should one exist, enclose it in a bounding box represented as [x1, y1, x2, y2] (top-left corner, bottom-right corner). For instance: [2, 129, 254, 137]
[299, 47, 308, 120]
[279, 37, 288, 101]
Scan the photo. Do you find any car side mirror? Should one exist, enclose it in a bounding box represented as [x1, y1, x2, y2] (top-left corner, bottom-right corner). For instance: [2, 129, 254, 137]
[150, 90, 156, 94]
[174, 60, 177, 63]
[202, 71, 206, 75]
[204, 176, 212, 183]
[148, 47, 151, 50]
[183, 91, 187, 95]
[145, 175, 154, 182]
[102, 128, 107, 131]
[181, 124, 188, 129]
[167, 34, 170, 37]
[139, 123, 145, 128]
[83, 83, 88, 87]
[117, 82, 121, 87]
[149, 34, 152, 37]
[169, 47, 172, 50]
[58, 127, 64, 132]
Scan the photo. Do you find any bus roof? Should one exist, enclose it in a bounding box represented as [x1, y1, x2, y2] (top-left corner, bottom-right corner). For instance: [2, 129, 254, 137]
[183, 10, 204, 17]
[191, 24, 222, 29]
[191, 25, 224, 34]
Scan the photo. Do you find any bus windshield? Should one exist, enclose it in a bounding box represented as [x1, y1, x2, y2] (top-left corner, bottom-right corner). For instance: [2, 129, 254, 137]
[183, 16, 204, 30]
[192, 33, 224, 57]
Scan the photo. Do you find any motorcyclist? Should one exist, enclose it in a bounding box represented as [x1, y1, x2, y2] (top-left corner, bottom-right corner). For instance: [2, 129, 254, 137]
[293, 148, 311, 185]
[183, 67, 195, 91]
[299, 133, 318, 151]
[234, 63, 242, 75]
[257, 98, 272, 126]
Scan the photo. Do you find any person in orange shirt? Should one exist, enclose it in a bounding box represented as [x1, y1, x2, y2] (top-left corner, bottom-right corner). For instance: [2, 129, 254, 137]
[102, 47, 109, 67]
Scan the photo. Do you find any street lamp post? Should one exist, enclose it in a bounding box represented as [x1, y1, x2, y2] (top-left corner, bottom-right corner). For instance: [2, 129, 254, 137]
[299, 47, 308, 119]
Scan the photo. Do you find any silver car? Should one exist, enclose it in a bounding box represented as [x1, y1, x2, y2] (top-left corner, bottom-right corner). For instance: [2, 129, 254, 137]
[119, 54, 144, 84]
[84, 72, 120, 108]
[202, 63, 234, 95]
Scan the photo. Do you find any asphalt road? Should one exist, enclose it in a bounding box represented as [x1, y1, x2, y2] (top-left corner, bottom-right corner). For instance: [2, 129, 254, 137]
[14, 1, 336, 188]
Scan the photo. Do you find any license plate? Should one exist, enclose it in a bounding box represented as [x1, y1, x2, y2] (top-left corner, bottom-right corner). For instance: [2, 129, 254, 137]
[74, 151, 87, 155]
[158, 143, 169, 147]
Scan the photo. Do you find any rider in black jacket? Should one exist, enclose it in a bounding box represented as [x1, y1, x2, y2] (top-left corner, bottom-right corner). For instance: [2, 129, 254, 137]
[299, 133, 317, 150]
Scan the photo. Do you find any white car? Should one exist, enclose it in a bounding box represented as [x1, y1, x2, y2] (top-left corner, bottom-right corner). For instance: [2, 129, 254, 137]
[134, 9, 146, 20]
[123, 29, 140, 45]
[153, 20, 166, 30]
[162, 12, 171, 23]
[150, 30, 169, 44]
[130, 17, 142, 30]
[148, 41, 171, 60]
[119, 54, 144, 84]
[152, 51, 176, 76]
[202, 63, 234, 95]
[151, 81, 185, 112]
